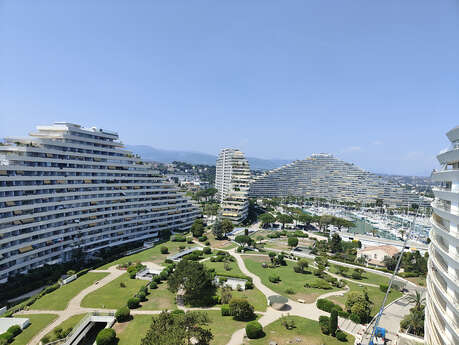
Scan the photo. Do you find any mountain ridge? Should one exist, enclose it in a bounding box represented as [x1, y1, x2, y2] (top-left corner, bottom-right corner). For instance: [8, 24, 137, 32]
[126, 145, 293, 170]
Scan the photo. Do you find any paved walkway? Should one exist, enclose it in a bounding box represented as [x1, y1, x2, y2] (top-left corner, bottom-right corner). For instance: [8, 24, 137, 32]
[225, 249, 360, 345]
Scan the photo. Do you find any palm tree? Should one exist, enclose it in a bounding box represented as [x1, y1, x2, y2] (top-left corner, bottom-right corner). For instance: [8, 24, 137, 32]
[406, 291, 425, 312]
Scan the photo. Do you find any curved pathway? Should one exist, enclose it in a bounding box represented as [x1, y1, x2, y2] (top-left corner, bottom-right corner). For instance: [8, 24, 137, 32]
[225, 249, 360, 345]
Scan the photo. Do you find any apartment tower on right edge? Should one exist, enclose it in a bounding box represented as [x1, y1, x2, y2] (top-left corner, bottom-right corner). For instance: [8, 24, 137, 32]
[427, 126, 459, 345]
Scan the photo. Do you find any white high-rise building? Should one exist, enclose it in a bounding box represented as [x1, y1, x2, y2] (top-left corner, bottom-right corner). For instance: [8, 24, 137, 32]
[215, 149, 251, 223]
[0, 123, 200, 282]
[427, 126, 459, 345]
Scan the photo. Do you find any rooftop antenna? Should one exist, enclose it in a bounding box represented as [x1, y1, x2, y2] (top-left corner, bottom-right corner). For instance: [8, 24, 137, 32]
[366, 208, 419, 345]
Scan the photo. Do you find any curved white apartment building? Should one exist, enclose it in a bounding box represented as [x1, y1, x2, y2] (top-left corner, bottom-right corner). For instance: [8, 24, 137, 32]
[0, 123, 200, 282]
[215, 149, 251, 223]
[427, 126, 459, 345]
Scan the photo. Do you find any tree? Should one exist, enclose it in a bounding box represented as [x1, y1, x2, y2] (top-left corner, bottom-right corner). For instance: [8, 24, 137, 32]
[319, 215, 334, 232]
[297, 213, 313, 227]
[400, 308, 425, 337]
[276, 213, 293, 229]
[259, 213, 276, 228]
[115, 306, 131, 322]
[345, 290, 373, 323]
[406, 291, 425, 312]
[287, 236, 298, 248]
[168, 260, 215, 306]
[383, 256, 397, 271]
[330, 309, 338, 336]
[293, 259, 309, 273]
[191, 219, 205, 237]
[212, 220, 224, 240]
[245, 321, 263, 339]
[329, 233, 342, 253]
[141, 311, 213, 345]
[336, 265, 349, 277]
[220, 287, 232, 304]
[229, 298, 255, 321]
[220, 219, 234, 235]
[235, 235, 252, 247]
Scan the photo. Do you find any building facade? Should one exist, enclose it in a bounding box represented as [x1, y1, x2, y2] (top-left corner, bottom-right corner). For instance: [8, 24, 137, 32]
[0, 123, 200, 282]
[215, 149, 250, 223]
[426, 126, 459, 345]
[249, 153, 423, 207]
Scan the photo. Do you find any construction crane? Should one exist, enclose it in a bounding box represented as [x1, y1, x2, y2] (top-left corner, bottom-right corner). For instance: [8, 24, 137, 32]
[366, 210, 419, 345]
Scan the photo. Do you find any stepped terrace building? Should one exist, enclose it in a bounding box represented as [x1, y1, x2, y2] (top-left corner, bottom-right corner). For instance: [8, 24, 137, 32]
[0, 123, 199, 282]
[215, 149, 251, 223]
[426, 126, 459, 345]
[249, 153, 421, 207]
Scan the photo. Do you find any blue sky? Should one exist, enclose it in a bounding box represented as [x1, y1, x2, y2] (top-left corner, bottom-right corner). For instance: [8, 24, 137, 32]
[1, 1, 458, 176]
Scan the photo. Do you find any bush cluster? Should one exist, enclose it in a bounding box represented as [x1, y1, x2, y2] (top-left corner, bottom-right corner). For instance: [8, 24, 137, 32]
[229, 298, 255, 321]
[319, 315, 330, 335]
[96, 328, 116, 345]
[379, 284, 388, 292]
[304, 278, 332, 290]
[245, 321, 263, 339]
[316, 299, 343, 313]
[160, 246, 169, 254]
[268, 275, 281, 283]
[171, 235, 186, 242]
[336, 330, 347, 342]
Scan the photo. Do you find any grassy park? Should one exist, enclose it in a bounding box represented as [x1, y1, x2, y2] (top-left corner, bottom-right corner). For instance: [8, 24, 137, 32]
[328, 281, 403, 316]
[81, 273, 147, 309]
[245, 316, 355, 345]
[30, 272, 108, 310]
[11, 314, 58, 345]
[243, 256, 342, 303]
[116, 311, 251, 345]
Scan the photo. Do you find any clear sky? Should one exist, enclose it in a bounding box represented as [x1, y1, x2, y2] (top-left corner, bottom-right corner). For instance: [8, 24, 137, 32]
[1, 1, 458, 176]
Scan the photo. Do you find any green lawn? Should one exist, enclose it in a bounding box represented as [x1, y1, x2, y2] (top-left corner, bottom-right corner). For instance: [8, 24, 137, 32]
[139, 283, 176, 310]
[11, 314, 58, 345]
[81, 273, 147, 309]
[42, 313, 86, 343]
[204, 257, 245, 276]
[243, 256, 341, 303]
[246, 316, 354, 345]
[31, 272, 108, 310]
[116, 311, 249, 345]
[328, 281, 403, 317]
[329, 264, 390, 286]
[206, 310, 254, 345]
[97, 240, 195, 269]
[230, 288, 267, 312]
[117, 315, 152, 345]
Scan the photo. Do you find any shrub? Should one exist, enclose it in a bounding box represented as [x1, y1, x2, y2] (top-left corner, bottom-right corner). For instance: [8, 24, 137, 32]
[319, 315, 330, 335]
[203, 247, 211, 255]
[187, 237, 193, 244]
[379, 284, 388, 292]
[0, 332, 14, 343]
[152, 275, 161, 284]
[198, 236, 207, 242]
[245, 321, 263, 339]
[96, 328, 116, 345]
[229, 298, 255, 321]
[338, 310, 349, 318]
[159, 271, 169, 281]
[285, 288, 295, 294]
[172, 235, 186, 242]
[170, 309, 185, 316]
[160, 246, 169, 254]
[129, 272, 136, 279]
[205, 241, 210, 245]
[164, 259, 173, 264]
[304, 278, 332, 290]
[127, 297, 140, 309]
[137, 291, 147, 302]
[316, 299, 343, 313]
[236, 246, 243, 253]
[330, 309, 338, 336]
[245, 281, 253, 289]
[336, 330, 347, 342]
[139, 285, 148, 294]
[269, 275, 281, 283]
[119, 282, 126, 288]
[41, 335, 50, 344]
[115, 306, 130, 322]
[7, 325, 22, 337]
[221, 304, 231, 316]
[150, 281, 158, 289]
[349, 313, 361, 324]
[179, 245, 186, 250]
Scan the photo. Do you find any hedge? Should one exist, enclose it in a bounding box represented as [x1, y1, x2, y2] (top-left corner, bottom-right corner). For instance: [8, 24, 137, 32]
[319, 315, 330, 335]
[245, 321, 263, 339]
[221, 304, 231, 316]
[316, 299, 343, 313]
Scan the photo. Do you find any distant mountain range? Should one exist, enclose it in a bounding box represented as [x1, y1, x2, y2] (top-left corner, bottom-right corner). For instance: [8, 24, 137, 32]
[126, 145, 292, 170]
